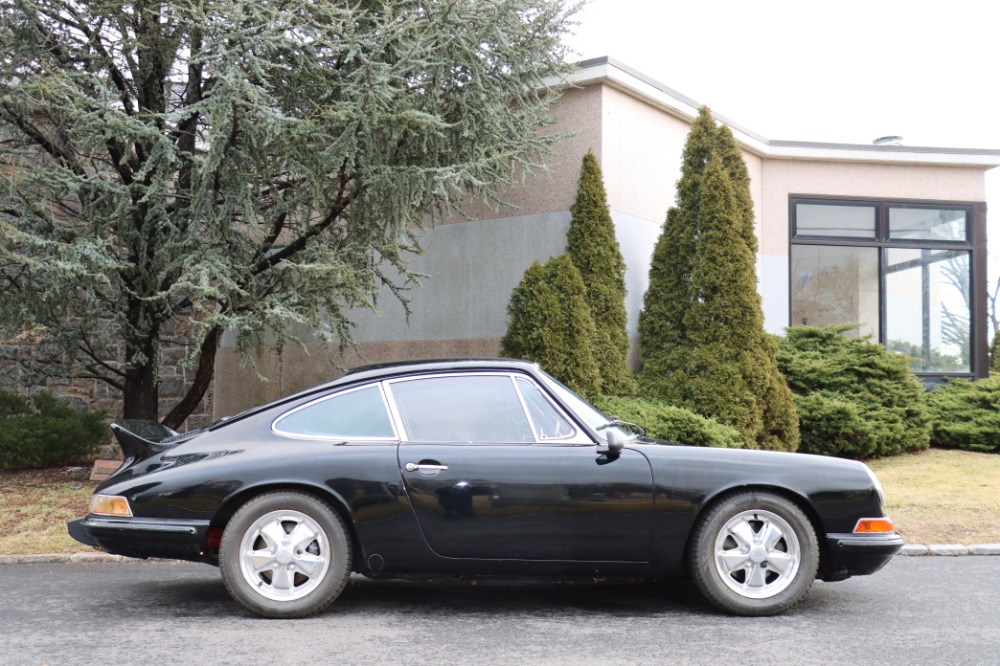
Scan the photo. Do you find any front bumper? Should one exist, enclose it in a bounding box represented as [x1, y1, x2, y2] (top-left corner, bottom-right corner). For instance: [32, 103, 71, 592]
[68, 515, 211, 562]
[821, 531, 905, 582]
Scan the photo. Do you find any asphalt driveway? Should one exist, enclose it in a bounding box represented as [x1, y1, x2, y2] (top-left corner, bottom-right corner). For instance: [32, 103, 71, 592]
[2, 556, 998, 665]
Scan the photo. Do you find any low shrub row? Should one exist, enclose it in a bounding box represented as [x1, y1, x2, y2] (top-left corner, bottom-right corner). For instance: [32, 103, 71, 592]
[924, 376, 1000, 453]
[580, 323, 999, 459]
[591, 395, 741, 449]
[0, 391, 107, 469]
[775, 325, 931, 458]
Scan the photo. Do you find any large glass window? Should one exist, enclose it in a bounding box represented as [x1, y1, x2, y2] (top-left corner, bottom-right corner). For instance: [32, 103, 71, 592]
[885, 250, 971, 372]
[888, 207, 966, 242]
[790, 197, 977, 375]
[795, 203, 876, 239]
[790, 245, 879, 339]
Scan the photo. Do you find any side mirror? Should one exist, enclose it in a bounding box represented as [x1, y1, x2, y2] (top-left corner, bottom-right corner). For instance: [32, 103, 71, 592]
[598, 428, 627, 455]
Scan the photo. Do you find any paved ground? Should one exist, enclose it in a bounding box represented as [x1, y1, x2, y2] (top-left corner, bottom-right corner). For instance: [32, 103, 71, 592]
[2, 556, 998, 666]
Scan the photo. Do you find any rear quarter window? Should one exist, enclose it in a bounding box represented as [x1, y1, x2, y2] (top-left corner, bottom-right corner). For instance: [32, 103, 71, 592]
[273, 385, 395, 439]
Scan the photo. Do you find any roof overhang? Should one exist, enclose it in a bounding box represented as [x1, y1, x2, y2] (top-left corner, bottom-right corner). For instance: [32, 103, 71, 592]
[561, 57, 1000, 169]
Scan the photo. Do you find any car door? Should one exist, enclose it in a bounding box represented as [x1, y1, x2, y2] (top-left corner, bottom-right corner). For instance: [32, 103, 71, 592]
[388, 372, 654, 563]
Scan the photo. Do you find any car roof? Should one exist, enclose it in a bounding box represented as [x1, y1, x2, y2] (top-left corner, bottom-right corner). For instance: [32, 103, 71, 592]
[209, 358, 542, 430]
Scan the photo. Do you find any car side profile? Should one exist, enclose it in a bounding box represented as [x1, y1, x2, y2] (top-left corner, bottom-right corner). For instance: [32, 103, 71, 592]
[69, 359, 903, 617]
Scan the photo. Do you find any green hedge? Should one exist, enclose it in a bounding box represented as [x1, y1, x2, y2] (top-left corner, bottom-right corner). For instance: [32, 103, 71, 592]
[776, 325, 931, 458]
[0, 391, 107, 469]
[591, 395, 742, 448]
[924, 376, 1000, 453]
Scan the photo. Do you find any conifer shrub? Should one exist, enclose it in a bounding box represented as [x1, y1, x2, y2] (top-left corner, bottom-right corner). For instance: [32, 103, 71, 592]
[776, 325, 931, 458]
[566, 151, 637, 396]
[592, 395, 741, 448]
[924, 376, 1000, 453]
[500, 255, 602, 397]
[0, 391, 107, 469]
[637, 108, 798, 452]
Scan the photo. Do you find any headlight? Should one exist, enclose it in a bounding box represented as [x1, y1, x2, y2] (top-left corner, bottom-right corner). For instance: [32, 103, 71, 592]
[860, 462, 885, 505]
[90, 495, 133, 517]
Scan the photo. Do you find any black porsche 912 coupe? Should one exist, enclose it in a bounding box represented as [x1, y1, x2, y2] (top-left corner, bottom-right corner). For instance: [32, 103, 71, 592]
[69, 359, 902, 617]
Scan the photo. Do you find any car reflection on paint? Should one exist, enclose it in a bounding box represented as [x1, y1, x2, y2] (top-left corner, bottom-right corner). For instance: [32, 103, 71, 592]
[69, 359, 903, 618]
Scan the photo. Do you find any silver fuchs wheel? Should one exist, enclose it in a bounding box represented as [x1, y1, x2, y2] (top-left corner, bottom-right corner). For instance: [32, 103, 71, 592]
[690, 491, 818, 616]
[220, 491, 351, 618]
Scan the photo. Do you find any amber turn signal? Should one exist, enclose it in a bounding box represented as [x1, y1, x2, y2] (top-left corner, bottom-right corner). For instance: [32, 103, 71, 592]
[90, 495, 133, 517]
[853, 517, 895, 533]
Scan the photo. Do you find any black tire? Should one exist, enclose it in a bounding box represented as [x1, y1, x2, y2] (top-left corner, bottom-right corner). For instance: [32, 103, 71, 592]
[219, 491, 352, 618]
[689, 491, 818, 616]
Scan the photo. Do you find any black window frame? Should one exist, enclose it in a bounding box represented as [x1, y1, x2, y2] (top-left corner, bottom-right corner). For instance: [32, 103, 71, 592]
[789, 195, 987, 380]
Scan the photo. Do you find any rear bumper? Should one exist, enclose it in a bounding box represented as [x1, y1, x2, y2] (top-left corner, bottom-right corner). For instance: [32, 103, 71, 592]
[68, 516, 211, 562]
[821, 532, 905, 582]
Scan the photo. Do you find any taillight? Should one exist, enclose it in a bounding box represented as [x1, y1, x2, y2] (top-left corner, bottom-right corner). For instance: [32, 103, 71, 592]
[89, 495, 133, 517]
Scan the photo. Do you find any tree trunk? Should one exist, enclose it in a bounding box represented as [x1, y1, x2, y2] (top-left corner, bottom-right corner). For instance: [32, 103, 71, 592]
[122, 351, 159, 421]
[162, 326, 221, 430]
[122, 299, 161, 421]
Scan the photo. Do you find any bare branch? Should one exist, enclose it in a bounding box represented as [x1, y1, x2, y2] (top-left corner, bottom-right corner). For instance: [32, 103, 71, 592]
[77, 327, 126, 379]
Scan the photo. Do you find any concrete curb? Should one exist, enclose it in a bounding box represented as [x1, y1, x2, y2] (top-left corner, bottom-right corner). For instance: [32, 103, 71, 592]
[899, 543, 1000, 556]
[0, 553, 175, 565]
[3, 545, 1000, 565]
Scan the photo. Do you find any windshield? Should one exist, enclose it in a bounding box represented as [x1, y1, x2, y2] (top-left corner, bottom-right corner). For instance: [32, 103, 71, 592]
[539, 372, 632, 439]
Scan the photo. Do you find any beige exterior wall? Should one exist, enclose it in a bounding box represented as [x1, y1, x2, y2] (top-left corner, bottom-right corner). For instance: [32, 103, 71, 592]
[600, 85, 686, 224]
[744, 150, 765, 241]
[451, 85, 603, 223]
[597, 83, 766, 237]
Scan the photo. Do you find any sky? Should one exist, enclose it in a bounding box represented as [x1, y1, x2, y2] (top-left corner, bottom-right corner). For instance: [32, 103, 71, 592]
[564, 0, 1000, 279]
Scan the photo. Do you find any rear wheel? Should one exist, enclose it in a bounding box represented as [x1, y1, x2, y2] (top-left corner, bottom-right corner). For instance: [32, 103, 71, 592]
[220, 491, 351, 618]
[689, 491, 818, 616]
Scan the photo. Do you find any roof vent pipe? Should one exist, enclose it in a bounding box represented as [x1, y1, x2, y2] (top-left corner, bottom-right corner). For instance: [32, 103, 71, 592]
[873, 136, 903, 146]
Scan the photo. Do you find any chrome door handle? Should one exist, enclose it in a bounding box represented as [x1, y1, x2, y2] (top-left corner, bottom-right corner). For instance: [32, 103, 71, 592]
[405, 463, 449, 472]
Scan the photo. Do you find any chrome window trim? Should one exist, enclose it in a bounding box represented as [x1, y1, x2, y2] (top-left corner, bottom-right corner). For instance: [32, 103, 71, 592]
[513, 376, 580, 443]
[271, 382, 399, 441]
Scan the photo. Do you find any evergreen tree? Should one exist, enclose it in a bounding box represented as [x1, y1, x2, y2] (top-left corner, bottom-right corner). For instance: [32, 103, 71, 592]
[501, 255, 601, 397]
[638, 108, 799, 451]
[0, 0, 576, 427]
[637, 109, 716, 361]
[566, 151, 637, 396]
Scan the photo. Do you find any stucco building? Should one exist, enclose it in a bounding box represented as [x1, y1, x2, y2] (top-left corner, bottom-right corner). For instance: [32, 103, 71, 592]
[214, 57, 1000, 417]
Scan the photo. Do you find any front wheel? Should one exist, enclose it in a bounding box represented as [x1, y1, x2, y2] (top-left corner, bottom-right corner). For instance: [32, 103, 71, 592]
[220, 491, 352, 618]
[689, 491, 818, 616]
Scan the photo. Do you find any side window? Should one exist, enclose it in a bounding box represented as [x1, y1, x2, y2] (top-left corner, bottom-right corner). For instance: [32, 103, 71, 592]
[390, 375, 534, 442]
[274, 385, 395, 439]
[515, 378, 575, 440]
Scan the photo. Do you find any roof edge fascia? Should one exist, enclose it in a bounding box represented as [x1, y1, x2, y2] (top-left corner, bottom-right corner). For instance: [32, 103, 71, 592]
[562, 57, 1000, 169]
